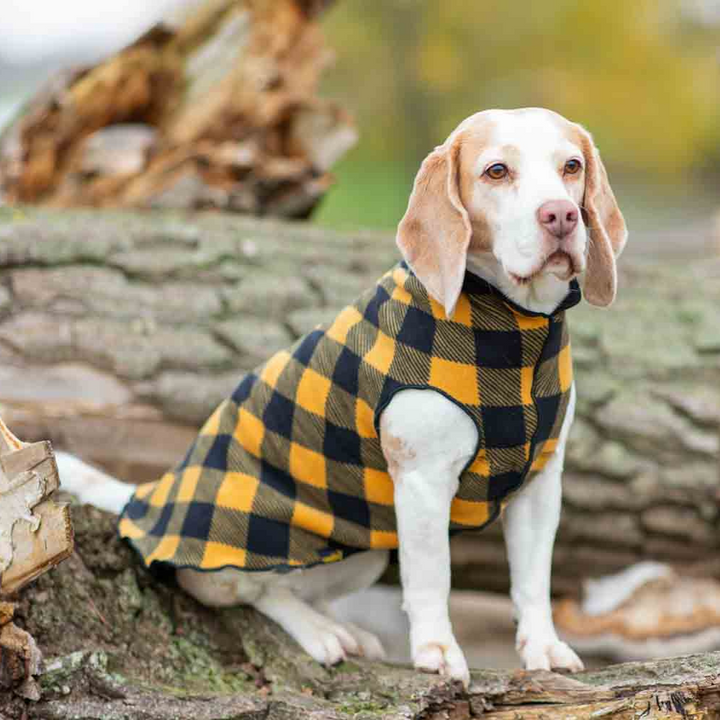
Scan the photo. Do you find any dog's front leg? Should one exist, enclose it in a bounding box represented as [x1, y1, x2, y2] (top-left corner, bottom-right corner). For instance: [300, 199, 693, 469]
[381, 389, 476, 687]
[393, 458, 469, 684]
[502, 385, 583, 672]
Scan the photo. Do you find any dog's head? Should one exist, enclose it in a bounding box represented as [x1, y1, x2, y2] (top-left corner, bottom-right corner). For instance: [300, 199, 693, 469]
[397, 108, 627, 317]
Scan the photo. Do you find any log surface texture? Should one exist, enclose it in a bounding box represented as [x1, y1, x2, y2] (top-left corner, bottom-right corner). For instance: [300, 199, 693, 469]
[2, 504, 720, 718]
[0, 208, 719, 596]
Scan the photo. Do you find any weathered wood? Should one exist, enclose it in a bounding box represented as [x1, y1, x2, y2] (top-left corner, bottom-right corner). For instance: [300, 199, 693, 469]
[0, 208, 719, 598]
[0, 417, 74, 597]
[0, 503, 719, 718]
[0, 419, 72, 703]
[0, 600, 43, 701]
[0, 0, 355, 218]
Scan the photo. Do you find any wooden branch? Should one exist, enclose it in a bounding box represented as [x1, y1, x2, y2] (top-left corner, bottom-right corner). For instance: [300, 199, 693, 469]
[0, 0, 355, 217]
[473, 661, 720, 720]
[0, 417, 73, 597]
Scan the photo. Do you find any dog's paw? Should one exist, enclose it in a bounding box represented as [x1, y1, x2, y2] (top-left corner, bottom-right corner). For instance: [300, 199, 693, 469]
[342, 622, 386, 660]
[519, 638, 584, 673]
[414, 640, 470, 687]
[295, 617, 360, 666]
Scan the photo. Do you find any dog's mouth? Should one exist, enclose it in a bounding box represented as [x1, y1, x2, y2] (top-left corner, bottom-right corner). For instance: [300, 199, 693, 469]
[509, 251, 580, 286]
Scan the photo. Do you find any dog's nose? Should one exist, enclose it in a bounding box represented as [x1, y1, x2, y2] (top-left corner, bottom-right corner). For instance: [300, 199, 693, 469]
[537, 200, 578, 239]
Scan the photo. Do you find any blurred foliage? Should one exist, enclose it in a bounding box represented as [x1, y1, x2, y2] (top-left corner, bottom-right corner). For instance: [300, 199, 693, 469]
[315, 0, 720, 229]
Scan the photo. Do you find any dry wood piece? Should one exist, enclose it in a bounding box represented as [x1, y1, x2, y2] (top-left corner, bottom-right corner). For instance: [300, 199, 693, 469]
[0, 601, 42, 701]
[0, 0, 356, 217]
[555, 562, 720, 662]
[0, 417, 73, 597]
[475, 665, 720, 720]
[0, 417, 60, 703]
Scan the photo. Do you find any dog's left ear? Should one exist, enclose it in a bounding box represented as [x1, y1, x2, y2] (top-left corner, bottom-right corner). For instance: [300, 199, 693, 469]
[396, 134, 471, 318]
[577, 126, 628, 307]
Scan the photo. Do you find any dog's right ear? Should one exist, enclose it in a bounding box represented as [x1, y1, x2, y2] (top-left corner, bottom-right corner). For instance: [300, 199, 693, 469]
[576, 126, 628, 307]
[396, 135, 471, 319]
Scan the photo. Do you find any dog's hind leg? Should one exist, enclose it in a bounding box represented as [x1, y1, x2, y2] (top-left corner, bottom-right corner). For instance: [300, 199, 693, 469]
[254, 586, 364, 665]
[291, 550, 390, 660]
[179, 551, 389, 664]
[55, 451, 134, 514]
[178, 565, 364, 665]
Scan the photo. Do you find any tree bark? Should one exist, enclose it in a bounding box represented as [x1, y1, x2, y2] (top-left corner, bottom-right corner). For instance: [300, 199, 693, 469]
[1, 209, 719, 597]
[2, 503, 720, 718]
[0, 0, 355, 218]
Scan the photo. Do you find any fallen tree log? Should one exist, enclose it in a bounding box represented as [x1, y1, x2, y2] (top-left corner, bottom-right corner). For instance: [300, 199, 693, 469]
[2, 503, 720, 718]
[0, 0, 355, 218]
[0, 208, 719, 597]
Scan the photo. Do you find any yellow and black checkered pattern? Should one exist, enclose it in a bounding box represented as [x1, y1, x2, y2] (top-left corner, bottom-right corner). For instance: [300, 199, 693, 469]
[119, 263, 580, 573]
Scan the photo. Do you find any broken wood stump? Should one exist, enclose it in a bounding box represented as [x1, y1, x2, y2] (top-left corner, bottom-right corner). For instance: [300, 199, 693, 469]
[0, 417, 73, 703]
[0, 0, 356, 217]
[0, 417, 73, 597]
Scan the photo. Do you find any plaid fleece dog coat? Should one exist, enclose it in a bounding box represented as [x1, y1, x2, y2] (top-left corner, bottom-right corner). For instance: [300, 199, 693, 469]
[119, 263, 580, 573]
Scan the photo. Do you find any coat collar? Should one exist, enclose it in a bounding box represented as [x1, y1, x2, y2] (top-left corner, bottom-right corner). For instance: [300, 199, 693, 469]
[461, 272, 582, 319]
[399, 261, 582, 320]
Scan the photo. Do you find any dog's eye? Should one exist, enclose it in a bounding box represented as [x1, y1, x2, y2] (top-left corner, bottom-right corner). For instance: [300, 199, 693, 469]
[564, 159, 582, 175]
[485, 163, 508, 180]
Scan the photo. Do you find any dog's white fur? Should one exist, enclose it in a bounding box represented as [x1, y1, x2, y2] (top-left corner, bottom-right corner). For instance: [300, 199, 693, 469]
[57, 108, 627, 687]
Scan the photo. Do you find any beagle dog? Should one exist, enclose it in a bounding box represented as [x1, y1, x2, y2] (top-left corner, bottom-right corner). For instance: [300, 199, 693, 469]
[57, 107, 627, 687]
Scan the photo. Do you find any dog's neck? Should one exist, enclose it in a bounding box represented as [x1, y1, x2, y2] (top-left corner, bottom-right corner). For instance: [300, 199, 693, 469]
[465, 254, 572, 316]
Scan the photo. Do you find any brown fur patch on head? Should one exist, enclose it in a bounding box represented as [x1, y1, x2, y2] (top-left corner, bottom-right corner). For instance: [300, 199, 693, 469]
[467, 212, 494, 253]
[456, 120, 496, 253]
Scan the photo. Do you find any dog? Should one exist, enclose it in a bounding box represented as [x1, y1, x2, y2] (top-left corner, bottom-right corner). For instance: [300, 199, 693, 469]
[57, 107, 627, 687]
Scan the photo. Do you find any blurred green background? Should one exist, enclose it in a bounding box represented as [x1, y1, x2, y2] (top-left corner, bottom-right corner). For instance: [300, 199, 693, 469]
[314, 0, 720, 236]
[0, 0, 717, 245]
